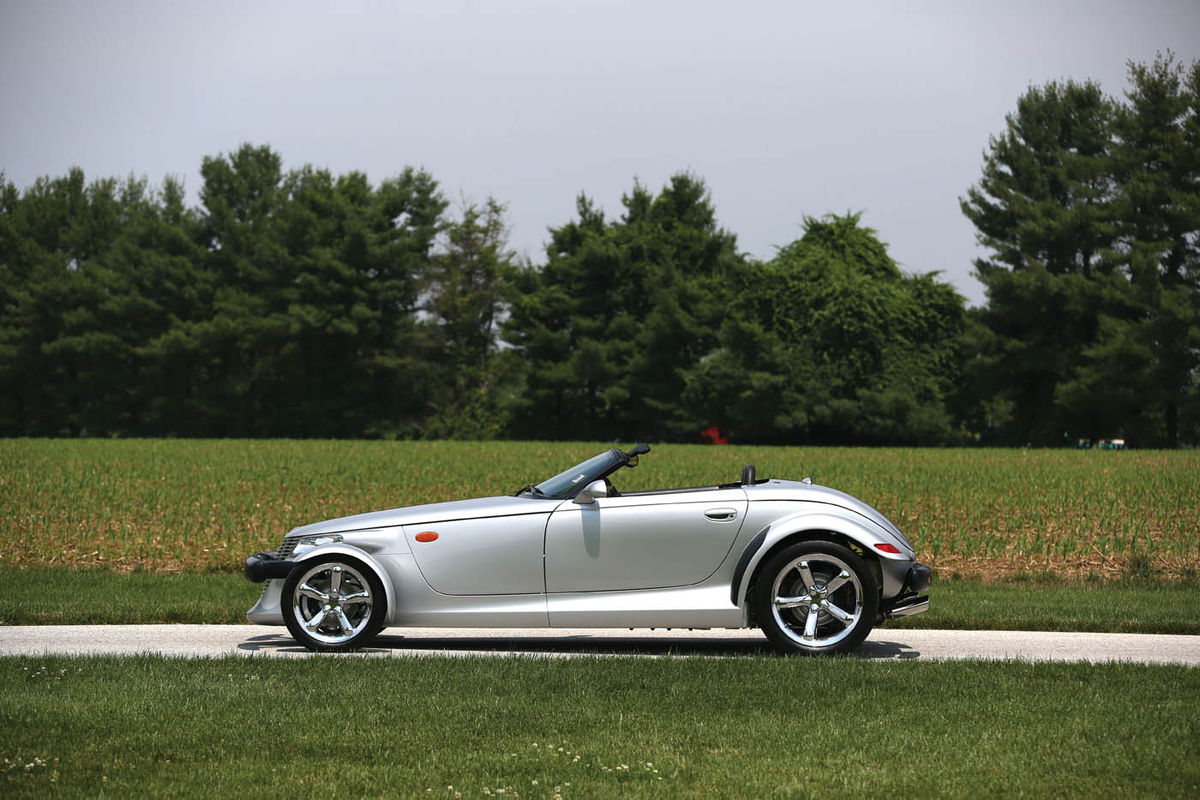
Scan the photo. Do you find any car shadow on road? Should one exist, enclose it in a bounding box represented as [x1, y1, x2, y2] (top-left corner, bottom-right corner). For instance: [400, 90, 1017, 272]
[236, 631, 922, 659]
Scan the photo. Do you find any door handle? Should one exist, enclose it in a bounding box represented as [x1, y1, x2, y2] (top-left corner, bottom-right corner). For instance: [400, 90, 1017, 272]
[705, 508, 737, 522]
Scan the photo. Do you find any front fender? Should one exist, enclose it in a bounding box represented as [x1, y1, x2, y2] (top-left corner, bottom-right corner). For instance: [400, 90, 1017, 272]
[731, 511, 913, 614]
[291, 544, 397, 622]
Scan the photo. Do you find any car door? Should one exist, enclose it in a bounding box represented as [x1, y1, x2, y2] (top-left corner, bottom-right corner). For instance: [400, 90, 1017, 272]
[544, 488, 748, 592]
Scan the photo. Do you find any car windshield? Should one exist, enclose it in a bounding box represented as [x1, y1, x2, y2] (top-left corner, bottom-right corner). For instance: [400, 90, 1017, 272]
[527, 449, 623, 499]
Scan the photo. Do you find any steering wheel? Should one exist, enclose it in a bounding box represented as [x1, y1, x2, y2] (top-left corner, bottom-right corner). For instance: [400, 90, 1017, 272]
[741, 464, 756, 485]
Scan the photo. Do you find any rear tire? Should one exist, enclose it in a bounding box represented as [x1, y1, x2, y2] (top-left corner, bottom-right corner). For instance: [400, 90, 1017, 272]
[282, 555, 386, 652]
[753, 540, 878, 655]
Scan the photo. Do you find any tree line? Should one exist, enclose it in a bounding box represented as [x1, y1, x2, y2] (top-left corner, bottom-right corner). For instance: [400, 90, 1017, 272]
[2, 55, 1197, 446]
[962, 53, 1200, 448]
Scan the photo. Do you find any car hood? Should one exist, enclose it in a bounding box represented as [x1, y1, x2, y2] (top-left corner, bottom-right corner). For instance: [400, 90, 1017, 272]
[286, 495, 557, 538]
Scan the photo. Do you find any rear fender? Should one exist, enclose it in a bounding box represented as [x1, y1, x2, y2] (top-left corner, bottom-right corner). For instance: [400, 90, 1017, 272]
[732, 512, 910, 620]
[291, 544, 396, 622]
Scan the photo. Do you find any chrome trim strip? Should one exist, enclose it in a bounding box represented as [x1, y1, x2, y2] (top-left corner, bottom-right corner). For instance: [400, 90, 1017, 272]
[884, 596, 929, 618]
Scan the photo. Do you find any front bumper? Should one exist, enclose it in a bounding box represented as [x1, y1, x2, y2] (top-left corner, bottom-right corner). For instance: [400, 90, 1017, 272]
[244, 551, 293, 625]
[247, 578, 286, 625]
[881, 561, 932, 620]
[244, 551, 294, 583]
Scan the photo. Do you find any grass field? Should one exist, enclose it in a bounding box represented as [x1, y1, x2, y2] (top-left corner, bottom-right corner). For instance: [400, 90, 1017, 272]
[4, 567, 1198, 634]
[2, 655, 1197, 798]
[3, 440, 1196, 797]
[3, 439, 1198, 580]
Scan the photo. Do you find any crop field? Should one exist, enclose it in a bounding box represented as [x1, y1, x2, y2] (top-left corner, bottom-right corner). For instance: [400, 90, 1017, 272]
[2, 439, 1197, 580]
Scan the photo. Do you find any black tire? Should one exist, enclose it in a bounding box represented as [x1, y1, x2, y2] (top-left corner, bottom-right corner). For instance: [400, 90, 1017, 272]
[752, 540, 879, 655]
[282, 554, 387, 652]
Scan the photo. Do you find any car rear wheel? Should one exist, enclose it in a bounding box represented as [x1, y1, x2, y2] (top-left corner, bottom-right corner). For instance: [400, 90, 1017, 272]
[753, 540, 878, 655]
[282, 555, 386, 651]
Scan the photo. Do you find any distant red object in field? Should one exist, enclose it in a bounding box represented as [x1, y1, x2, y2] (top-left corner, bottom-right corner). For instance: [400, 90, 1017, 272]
[700, 426, 729, 445]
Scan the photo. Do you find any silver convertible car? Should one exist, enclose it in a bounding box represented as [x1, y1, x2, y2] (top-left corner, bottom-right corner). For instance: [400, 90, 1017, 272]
[245, 444, 930, 655]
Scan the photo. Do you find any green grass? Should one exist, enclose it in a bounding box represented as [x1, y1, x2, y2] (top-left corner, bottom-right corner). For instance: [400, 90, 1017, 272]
[1, 655, 1197, 797]
[2, 439, 1198, 579]
[3, 567, 1197, 634]
[886, 578, 1200, 634]
[0, 568, 262, 625]
[4, 441, 1195, 799]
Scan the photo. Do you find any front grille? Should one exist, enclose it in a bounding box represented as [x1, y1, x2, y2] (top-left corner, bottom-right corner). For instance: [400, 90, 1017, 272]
[277, 538, 297, 559]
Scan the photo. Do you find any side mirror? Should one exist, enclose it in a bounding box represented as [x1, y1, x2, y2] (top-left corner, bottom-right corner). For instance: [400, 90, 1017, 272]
[573, 479, 608, 504]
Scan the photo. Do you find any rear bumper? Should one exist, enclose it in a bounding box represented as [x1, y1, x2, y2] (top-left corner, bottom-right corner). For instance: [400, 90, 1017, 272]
[244, 551, 294, 583]
[881, 561, 932, 620]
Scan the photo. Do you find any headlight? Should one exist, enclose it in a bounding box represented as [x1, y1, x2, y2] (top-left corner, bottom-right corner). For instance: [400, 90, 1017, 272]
[289, 534, 344, 556]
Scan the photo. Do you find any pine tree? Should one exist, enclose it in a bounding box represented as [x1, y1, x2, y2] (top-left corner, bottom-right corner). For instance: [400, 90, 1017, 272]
[961, 80, 1119, 444]
[503, 174, 742, 441]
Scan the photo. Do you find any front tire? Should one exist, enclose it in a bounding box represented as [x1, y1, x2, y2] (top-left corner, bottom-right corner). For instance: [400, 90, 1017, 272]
[753, 540, 878, 655]
[282, 555, 386, 651]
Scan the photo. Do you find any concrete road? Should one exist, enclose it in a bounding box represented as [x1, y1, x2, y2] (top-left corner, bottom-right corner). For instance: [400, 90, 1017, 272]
[0, 625, 1197, 664]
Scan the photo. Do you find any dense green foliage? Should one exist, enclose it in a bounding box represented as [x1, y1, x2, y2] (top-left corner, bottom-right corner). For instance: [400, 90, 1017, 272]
[504, 177, 746, 441]
[683, 214, 964, 444]
[962, 54, 1200, 447]
[0, 146, 454, 437]
[2, 655, 1197, 797]
[3, 54, 1197, 445]
[1, 153, 962, 443]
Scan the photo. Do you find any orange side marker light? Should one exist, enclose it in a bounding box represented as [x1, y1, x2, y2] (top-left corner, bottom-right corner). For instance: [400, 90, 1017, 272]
[415, 531, 439, 543]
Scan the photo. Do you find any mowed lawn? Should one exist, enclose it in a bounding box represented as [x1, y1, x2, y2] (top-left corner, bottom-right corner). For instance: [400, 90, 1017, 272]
[1, 655, 1197, 798]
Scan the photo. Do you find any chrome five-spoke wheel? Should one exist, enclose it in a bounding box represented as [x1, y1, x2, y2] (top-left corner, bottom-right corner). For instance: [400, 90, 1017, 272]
[754, 541, 878, 655]
[282, 556, 385, 651]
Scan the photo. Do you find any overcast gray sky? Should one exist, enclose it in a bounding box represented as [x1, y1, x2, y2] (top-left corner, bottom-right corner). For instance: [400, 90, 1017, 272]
[3, 0, 1199, 305]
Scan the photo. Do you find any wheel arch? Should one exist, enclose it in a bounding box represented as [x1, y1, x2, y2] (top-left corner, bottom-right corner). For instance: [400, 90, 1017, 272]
[291, 544, 396, 623]
[733, 514, 887, 626]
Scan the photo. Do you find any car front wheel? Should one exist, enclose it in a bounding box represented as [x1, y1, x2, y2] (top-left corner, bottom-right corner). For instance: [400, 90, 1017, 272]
[753, 540, 879, 655]
[282, 555, 386, 651]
